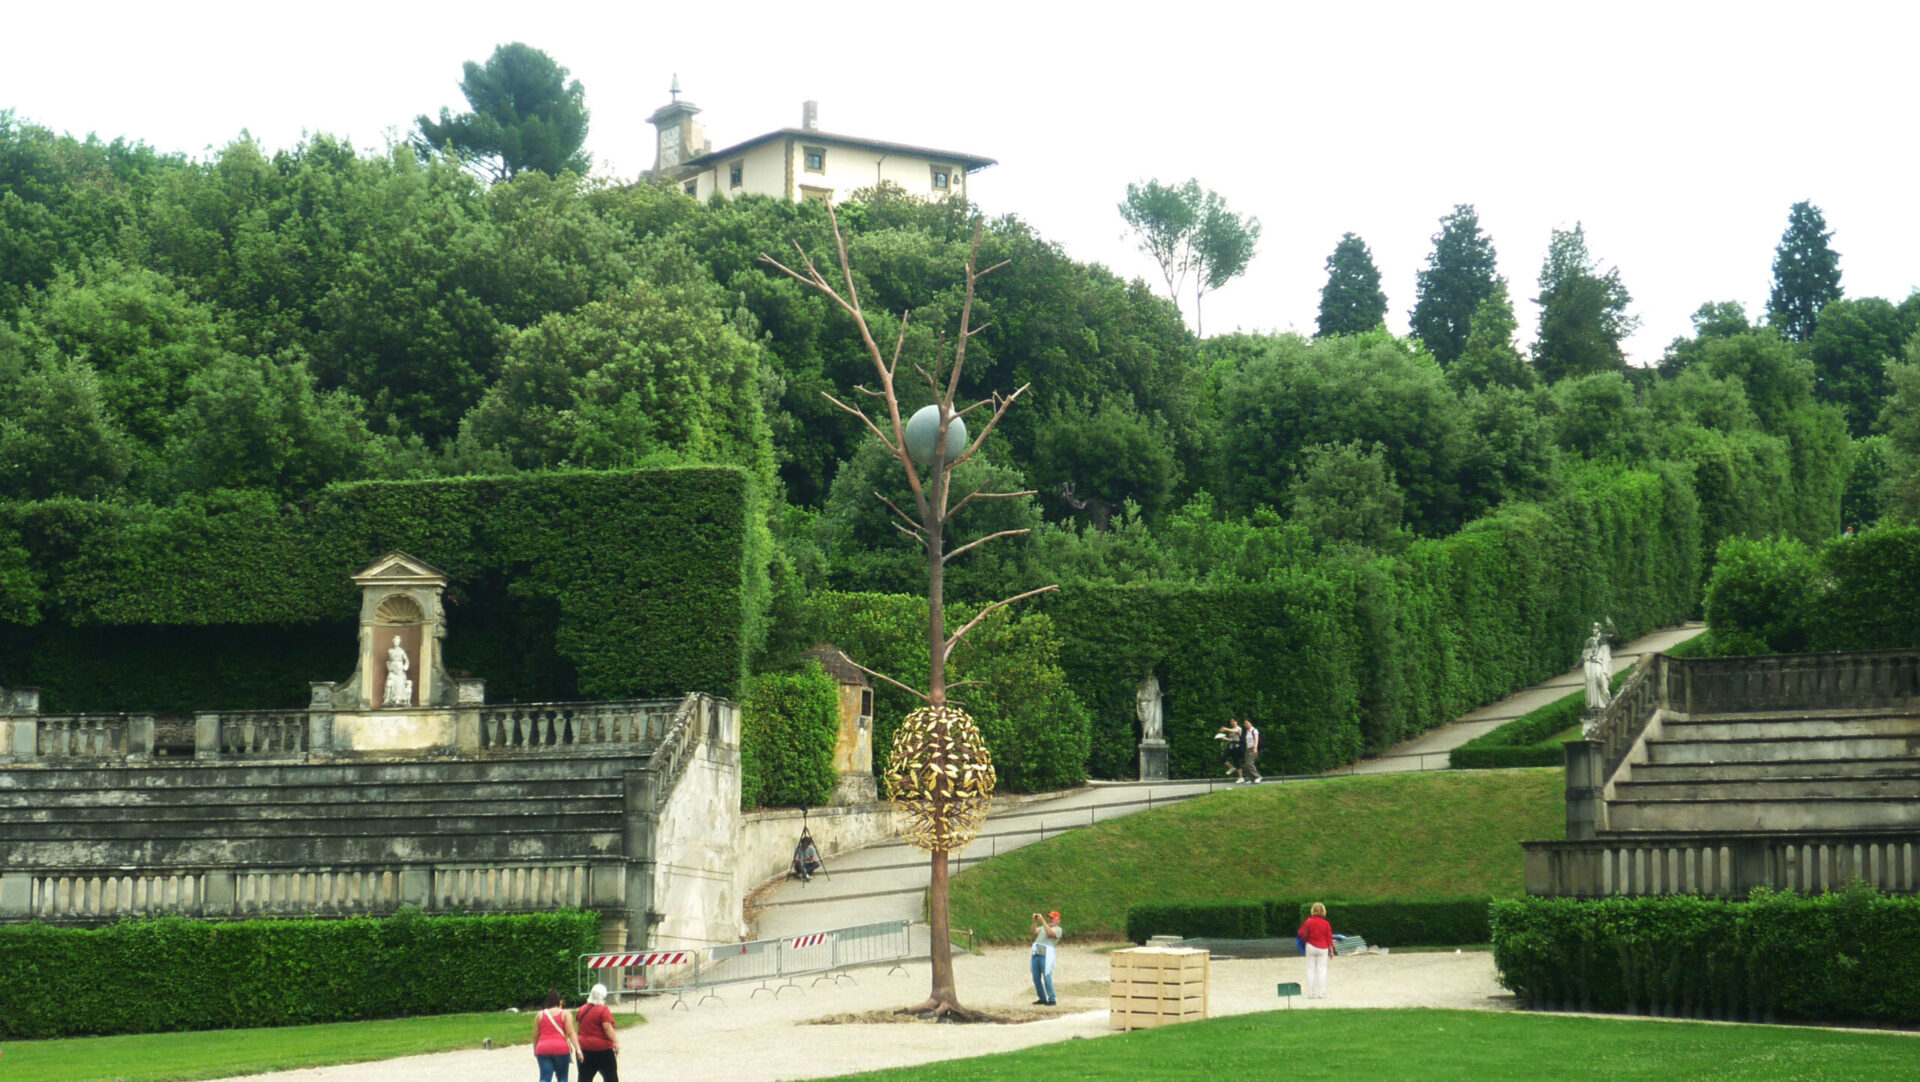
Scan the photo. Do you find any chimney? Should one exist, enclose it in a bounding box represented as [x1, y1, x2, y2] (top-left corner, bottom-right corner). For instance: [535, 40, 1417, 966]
[802, 101, 819, 132]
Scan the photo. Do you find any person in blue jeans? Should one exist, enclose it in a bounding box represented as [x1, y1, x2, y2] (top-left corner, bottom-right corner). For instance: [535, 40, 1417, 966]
[1030, 909, 1062, 1005]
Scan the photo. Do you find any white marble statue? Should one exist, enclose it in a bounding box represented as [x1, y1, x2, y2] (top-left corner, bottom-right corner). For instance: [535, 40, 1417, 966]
[1136, 674, 1164, 743]
[383, 635, 414, 707]
[1582, 622, 1613, 712]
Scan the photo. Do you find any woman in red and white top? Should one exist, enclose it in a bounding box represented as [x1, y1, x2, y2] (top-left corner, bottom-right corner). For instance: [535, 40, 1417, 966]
[575, 982, 622, 1082]
[1297, 902, 1335, 999]
[532, 988, 581, 1082]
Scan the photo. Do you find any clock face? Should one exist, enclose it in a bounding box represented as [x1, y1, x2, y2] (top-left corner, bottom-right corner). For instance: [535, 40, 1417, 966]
[660, 125, 683, 166]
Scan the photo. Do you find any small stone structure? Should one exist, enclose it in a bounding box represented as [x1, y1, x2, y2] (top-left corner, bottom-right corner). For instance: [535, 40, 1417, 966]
[802, 645, 877, 805]
[0, 554, 743, 949]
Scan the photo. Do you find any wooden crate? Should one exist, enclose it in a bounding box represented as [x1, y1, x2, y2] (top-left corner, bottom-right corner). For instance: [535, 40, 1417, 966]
[1109, 947, 1209, 1030]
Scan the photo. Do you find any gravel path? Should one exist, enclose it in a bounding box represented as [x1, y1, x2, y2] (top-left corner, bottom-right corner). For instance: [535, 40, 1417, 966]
[208, 945, 1508, 1082]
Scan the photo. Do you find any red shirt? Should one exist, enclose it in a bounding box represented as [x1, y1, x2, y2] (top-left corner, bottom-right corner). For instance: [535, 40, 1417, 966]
[533, 1008, 572, 1056]
[1298, 915, 1334, 950]
[577, 1004, 616, 1052]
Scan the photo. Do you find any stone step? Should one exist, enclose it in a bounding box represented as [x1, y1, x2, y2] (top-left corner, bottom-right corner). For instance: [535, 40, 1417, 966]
[1658, 716, 1920, 742]
[0, 779, 624, 808]
[1646, 736, 1920, 764]
[0, 831, 623, 867]
[0, 756, 647, 790]
[2, 795, 622, 823]
[0, 810, 622, 842]
[1614, 776, 1920, 802]
[1606, 798, 1920, 834]
[1627, 757, 1920, 783]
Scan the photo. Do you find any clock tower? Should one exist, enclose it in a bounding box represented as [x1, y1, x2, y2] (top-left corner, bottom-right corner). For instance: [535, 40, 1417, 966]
[648, 75, 706, 174]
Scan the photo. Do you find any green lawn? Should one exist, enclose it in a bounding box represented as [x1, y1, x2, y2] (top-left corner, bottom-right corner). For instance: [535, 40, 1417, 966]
[0, 1008, 643, 1082]
[950, 769, 1564, 943]
[829, 1008, 1920, 1081]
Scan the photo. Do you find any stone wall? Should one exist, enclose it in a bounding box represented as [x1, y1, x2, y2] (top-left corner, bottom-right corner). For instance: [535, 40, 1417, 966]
[736, 802, 898, 903]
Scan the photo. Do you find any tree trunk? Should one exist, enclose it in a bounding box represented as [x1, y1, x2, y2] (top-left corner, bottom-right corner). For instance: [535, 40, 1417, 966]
[915, 436, 966, 1015]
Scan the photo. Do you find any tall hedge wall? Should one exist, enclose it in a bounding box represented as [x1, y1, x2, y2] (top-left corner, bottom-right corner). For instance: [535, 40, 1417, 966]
[0, 468, 766, 711]
[1705, 525, 1920, 655]
[1048, 463, 1700, 779]
[0, 909, 599, 1038]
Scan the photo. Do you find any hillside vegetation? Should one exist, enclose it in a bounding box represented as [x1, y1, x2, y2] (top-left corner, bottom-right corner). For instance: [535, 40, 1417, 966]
[949, 769, 1564, 943]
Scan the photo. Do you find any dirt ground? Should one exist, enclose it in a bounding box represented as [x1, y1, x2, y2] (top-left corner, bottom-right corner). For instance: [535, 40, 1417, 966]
[209, 945, 1511, 1082]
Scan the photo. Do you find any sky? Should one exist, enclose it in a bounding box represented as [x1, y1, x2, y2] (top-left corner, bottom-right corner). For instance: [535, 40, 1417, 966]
[8, 0, 1918, 365]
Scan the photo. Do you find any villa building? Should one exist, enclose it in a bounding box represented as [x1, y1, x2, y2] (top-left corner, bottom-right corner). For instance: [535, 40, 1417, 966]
[647, 80, 994, 204]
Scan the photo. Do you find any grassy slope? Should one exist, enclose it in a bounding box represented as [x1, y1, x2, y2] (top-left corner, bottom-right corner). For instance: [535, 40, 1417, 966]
[950, 769, 1564, 943]
[831, 1008, 1920, 1082]
[3, 1010, 635, 1082]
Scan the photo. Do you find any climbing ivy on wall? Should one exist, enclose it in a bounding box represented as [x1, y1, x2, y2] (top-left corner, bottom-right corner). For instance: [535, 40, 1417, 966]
[0, 468, 767, 711]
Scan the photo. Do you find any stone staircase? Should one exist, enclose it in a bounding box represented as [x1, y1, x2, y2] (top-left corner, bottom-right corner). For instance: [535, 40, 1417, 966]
[1525, 649, 1920, 898]
[1606, 710, 1920, 834]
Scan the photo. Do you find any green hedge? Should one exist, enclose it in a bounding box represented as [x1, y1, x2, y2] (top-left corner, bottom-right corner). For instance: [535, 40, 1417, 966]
[1051, 462, 1700, 780]
[0, 468, 766, 710]
[0, 909, 599, 1038]
[1449, 693, 1585, 770]
[739, 661, 841, 809]
[1491, 889, 1920, 1023]
[1706, 526, 1920, 654]
[1127, 896, 1491, 947]
[1123, 900, 1267, 943]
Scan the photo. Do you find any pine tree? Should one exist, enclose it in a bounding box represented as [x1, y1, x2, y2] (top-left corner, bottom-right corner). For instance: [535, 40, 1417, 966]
[1447, 282, 1533, 391]
[1532, 223, 1636, 383]
[1315, 233, 1387, 337]
[1767, 201, 1843, 343]
[1410, 205, 1500, 366]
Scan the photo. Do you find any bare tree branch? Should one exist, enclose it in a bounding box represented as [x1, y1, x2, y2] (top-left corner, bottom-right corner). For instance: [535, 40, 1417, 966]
[944, 585, 1061, 660]
[942, 528, 1031, 565]
[837, 655, 932, 704]
[822, 391, 903, 457]
[877, 493, 927, 536]
[948, 384, 1030, 470]
[950, 487, 1036, 518]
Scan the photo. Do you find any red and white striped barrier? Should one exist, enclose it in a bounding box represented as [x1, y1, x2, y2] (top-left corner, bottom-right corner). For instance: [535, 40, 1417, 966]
[586, 951, 690, 969]
[789, 933, 828, 949]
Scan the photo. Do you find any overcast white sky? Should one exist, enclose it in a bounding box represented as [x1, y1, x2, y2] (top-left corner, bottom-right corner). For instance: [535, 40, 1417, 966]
[8, 1, 1918, 364]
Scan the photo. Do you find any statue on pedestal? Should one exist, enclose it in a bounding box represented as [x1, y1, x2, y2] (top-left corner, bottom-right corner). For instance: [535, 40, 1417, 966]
[1136, 673, 1168, 781]
[1582, 620, 1614, 715]
[383, 635, 414, 707]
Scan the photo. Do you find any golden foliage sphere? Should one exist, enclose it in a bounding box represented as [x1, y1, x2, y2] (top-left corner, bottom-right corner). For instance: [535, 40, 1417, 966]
[884, 704, 996, 852]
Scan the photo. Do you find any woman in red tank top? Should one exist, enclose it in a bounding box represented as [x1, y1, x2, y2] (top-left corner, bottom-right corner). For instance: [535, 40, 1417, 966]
[576, 982, 622, 1082]
[532, 988, 580, 1082]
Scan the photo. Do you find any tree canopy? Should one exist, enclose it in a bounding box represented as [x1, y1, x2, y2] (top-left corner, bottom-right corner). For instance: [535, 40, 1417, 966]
[1315, 233, 1387, 338]
[1767, 200, 1843, 343]
[1118, 177, 1258, 335]
[1531, 223, 1636, 383]
[415, 43, 591, 182]
[1409, 205, 1501, 366]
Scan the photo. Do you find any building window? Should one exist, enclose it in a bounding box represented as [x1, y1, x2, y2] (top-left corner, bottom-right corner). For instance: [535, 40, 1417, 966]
[860, 689, 873, 718]
[930, 167, 951, 190]
[804, 146, 826, 173]
[729, 161, 743, 188]
[684, 180, 698, 197]
[799, 184, 832, 203]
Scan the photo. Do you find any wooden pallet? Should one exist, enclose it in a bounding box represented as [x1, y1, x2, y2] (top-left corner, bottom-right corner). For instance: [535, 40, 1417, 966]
[1110, 947, 1209, 1030]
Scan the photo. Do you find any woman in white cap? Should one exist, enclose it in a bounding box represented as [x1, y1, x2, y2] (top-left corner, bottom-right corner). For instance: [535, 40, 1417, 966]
[575, 983, 621, 1082]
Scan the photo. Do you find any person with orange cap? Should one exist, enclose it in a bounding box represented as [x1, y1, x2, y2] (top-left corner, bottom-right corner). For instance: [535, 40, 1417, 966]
[1030, 908, 1062, 1005]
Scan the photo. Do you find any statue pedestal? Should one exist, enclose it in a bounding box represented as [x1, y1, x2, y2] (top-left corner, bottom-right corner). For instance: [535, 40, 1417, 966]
[1138, 739, 1168, 781]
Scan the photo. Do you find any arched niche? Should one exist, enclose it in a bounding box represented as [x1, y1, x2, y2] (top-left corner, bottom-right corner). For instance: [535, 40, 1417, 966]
[348, 553, 449, 710]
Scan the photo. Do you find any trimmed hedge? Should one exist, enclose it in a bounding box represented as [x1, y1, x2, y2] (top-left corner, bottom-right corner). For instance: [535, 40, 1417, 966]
[739, 660, 841, 809]
[1705, 526, 1920, 655]
[0, 468, 767, 710]
[1491, 889, 1920, 1024]
[1449, 692, 1586, 770]
[1052, 462, 1701, 779]
[0, 909, 599, 1038]
[1127, 896, 1492, 947]
[1123, 900, 1266, 943]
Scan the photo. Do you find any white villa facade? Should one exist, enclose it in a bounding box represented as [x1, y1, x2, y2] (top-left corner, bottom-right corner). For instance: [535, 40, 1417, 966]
[648, 89, 993, 205]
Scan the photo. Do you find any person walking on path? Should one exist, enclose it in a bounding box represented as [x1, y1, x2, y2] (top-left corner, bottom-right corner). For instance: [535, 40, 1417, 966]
[532, 988, 581, 1082]
[1218, 719, 1244, 780]
[1030, 909, 1062, 1005]
[1239, 719, 1262, 784]
[575, 983, 621, 1082]
[1298, 903, 1335, 999]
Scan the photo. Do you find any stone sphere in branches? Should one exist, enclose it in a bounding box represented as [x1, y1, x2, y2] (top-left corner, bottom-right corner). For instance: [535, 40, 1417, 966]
[884, 704, 996, 852]
[905, 405, 968, 467]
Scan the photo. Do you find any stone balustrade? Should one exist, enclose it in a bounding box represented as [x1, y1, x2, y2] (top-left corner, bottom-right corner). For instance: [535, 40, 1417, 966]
[11, 861, 624, 923]
[1525, 833, 1920, 899]
[477, 699, 681, 752]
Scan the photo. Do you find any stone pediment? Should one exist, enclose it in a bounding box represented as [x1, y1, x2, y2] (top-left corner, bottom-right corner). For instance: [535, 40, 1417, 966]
[351, 552, 448, 589]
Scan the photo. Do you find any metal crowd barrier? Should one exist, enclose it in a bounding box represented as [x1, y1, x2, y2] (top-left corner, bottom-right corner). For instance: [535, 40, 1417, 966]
[579, 918, 911, 1008]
